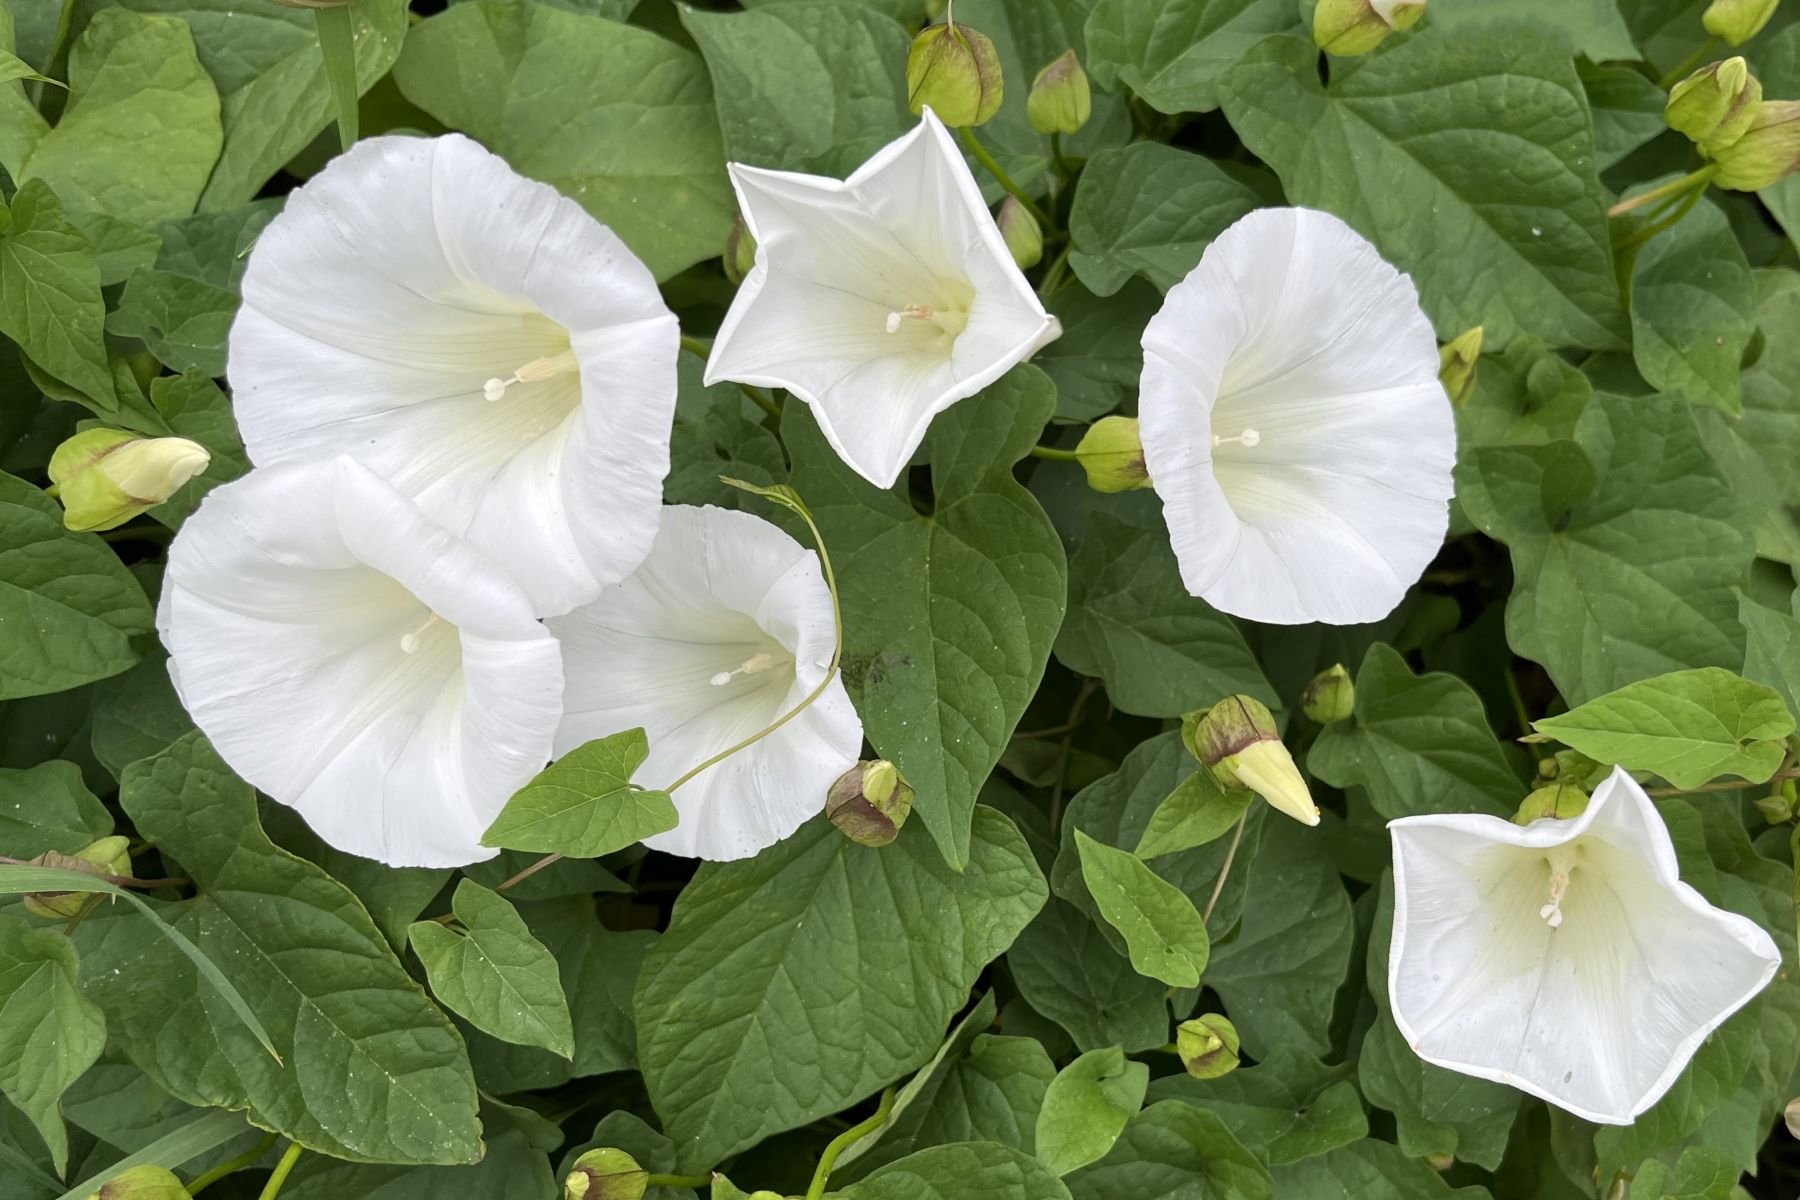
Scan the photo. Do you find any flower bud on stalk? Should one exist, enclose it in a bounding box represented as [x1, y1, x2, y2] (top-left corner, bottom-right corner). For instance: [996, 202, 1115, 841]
[564, 1149, 648, 1200]
[827, 760, 914, 847]
[1703, 0, 1780, 47]
[1513, 783, 1589, 826]
[996, 195, 1043, 269]
[1027, 50, 1091, 136]
[1313, 0, 1426, 57]
[1666, 58, 1762, 155]
[86, 1165, 190, 1200]
[1437, 326, 1482, 408]
[1073, 416, 1151, 493]
[1176, 1014, 1241, 1079]
[48, 428, 210, 532]
[24, 835, 132, 920]
[1755, 778, 1798, 823]
[1713, 99, 1800, 190]
[906, 19, 1003, 127]
[724, 215, 757, 287]
[1183, 696, 1320, 826]
[1301, 663, 1355, 724]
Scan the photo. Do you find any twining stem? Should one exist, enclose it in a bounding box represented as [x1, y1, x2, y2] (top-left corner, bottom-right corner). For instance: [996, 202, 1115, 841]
[1028, 444, 1079, 462]
[1616, 181, 1710, 249]
[1201, 810, 1250, 924]
[957, 126, 1053, 228]
[1037, 241, 1073, 298]
[186, 1132, 280, 1194]
[803, 1088, 896, 1200]
[256, 1142, 304, 1200]
[0, 856, 187, 889]
[1607, 165, 1716, 217]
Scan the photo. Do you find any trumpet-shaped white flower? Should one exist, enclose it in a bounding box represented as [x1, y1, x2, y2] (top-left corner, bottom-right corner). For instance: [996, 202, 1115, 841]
[1139, 207, 1454, 625]
[159, 458, 563, 868]
[549, 504, 862, 860]
[706, 109, 1061, 489]
[1388, 767, 1781, 1125]
[228, 133, 679, 618]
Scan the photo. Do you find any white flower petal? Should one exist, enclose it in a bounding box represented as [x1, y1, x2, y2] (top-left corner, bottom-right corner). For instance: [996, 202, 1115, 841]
[549, 504, 863, 860]
[158, 458, 563, 868]
[1388, 767, 1781, 1124]
[228, 133, 678, 617]
[708, 110, 1059, 489]
[1139, 206, 1454, 625]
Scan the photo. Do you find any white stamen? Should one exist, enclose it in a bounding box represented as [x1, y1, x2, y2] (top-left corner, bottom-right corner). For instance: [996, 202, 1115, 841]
[482, 349, 579, 402]
[1212, 427, 1261, 449]
[400, 612, 443, 654]
[708, 651, 777, 686]
[885, 304, 938, 333]
[1539, 868, 1570, 929]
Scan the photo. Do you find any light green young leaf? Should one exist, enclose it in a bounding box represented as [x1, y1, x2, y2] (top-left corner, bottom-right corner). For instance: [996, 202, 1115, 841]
[1219, 28, 1627, 349]
[1066, 142, 1258, 296]
[395, 0, 733, 280]
[409, 880, 574, 1059]
[0, 49, 56, 87]
[1428, 0, 1638, 59]
[1134, 773, 1252, 861]
[1629, 198, 1755, 416]
[1064, 1101, 1272, 1200]
[1145, 1046, 1367, 1166]
[635, 807, 1047, 1171]
[1074, 831, 1210, 989]
[1532, 667, 1794, 789]
[832, 1141, 1072, 1200]
[1085, 0, 1298, 115]
[0, 915, 104, 1173]
[1035, 1047, 1149, 1177]
[785, 368, 1067, 869]
[1627, 1147, 1743, 1200]
[0, 471, 154, 700]
[482, 728, 677, 858]
[1005, 900, 1170, 1055]
[0, 762, 111, 858]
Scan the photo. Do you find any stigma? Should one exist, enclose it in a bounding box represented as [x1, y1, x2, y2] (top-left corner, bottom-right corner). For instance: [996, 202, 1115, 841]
[1212, 427, 1261, 449]
[1539, 865, 1571, 928]
[483, 349, 579, 402]
[710, 652, 776, 687]
[400, 612, 444, 654]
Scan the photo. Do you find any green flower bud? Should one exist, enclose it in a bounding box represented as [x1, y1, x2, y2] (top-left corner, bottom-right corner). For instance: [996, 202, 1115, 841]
[1539, 748, 1605, 790]
[1301, 663, 1355, 724]
[724, 215, 757, 287]
[1073, 415, 1151, 494]
[1183, 696, 1319, 827]
[48, 428, 210, 532]
[1703, 0, 1780, 46]
[1313, 0, 1426, 57]
[1666, 58, 1762, 155]
[564, 1148, 647, 1200]
[1785, 1094, 1800, 1139]
[996, 195, 1043, 269]
[25, 835, 131, 921]
[1176, 1014, 1240, 1079]
[1513, 783, 1589, 825]
[1713, 99, 1800, 190]
[907, 20, 1003, 127]
[1755, 778, 1798, 823]
[1425, 1153, 1456, 1173]
[1027, 50, 1091, 136]
[827, 759, 914, 847]
[1437, 325, 1482, 408]
[87, 1165, 189, 1200]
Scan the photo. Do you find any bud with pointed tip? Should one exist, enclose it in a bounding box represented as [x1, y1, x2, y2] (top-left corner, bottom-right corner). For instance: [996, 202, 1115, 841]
[1513, 783, 1589, 825]
[1703, 0, 1779, 46]
[996, 195, 1043, 269]
[1027, 50, 1090, 136]
[1313, 0, 1426, 57]
[907, 20, 1003, 128]
[724, 215, 757, 287]
[1073, 415, 1151, 493]
[1437, 325, 1482, 408]
[1755, 778, 1797, 823]
[564, 1149, 647, 1200]
[1667, 59, 1762, 155]
[1184, 696, 1320, 826]
[827, 759, 914, 847]
[1714, 99, 1800, 189]
[1786, 1095, 1800, 1139]
[25, 835, 131, 920]
[87, 1165, 189, 1200]
[48, 428, 210, 532]
[1176, 1014, 1240, 1079]
[1301, 663, 1355, 724]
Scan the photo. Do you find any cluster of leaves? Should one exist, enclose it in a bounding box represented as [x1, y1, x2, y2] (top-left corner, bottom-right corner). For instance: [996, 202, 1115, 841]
[5, 0, 1800, 1198]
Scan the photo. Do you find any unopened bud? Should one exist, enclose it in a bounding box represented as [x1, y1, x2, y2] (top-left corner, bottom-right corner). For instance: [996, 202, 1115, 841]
[1184, 696, 1319, 826]
[1027, 50, 1090, 136]
[88, 1165, 189, 1200]
[25, 835, 131, 920]
[1667, 59, 1762, 155]
[1713, 99, 1800, 190]
[1786, 1095, 1800, 1138]
[1425, 1153, 1455, 1173]
[1176, 1014, 1240, 1079]
[724, 215, 757, 287]
[1755, 778, 1798, 823]
[997, 195, 1043, 269]
[1545, 748, 1605, 790]
[1313, 0, 1425, 57]
[48, 429, 209, 532]
[907, 21, 1003, 127]
[1437, 326, 1483, 408]
[1514, 783, 1589, 825]
[1703, 0, 1779, 46]
[1301, 663, 1355, 724]
[564, 1148, 647, 1200]
[827, 759, 914, 847]
[1073, 415, 1150, 493]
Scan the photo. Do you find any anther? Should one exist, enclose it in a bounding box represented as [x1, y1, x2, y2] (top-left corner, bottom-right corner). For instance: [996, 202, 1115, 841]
[1539, 869, 1570, 929]
[400, 612, 443, 654]
[482, 349, 579, 402]
[885, 304, 939, 333]
[709, 652, 776, 687]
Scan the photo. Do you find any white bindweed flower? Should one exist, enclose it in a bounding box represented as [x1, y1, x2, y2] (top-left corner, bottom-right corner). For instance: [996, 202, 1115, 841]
[549, 504, 863, 861]
[1388, 766, 1781, 1125]
[1139, 207, 1455, 625]
[228, 133, 678, 618]
[159, 458, 564, 868]
[706, 109, 1060, 489]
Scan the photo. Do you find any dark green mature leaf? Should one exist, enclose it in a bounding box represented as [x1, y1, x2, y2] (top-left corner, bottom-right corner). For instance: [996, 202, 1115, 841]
[680, 3, 909, 170]
[1035, 1047, 1148, 1177]
[282, 1098, 557, 1200]
[1430, 0, 1638, 59]
[1056, 513, 1276, 719]
[1629, 198, 1755, 416]
[1075, 832, 1209, 988]
[559, 1110, 697, 1200]
[1035, 281, 1162, 423]
[635, 807, 1046, 1171]
[785, 368, 1067, 868]
[76, 733, 483, 1165]
[1085, 0, 1298, 115]
[666, 352, 786, 510]
[0, 471, 155, 700]
[1066, 142, 1258, 296]
[87, 653, 192, 778]
[0, 915, 104, 1172]
[1579, 62, 1670, 171]
[1457, 335, 1593, 451]
[1741, 594, 1800, 717]
[838, 994, 1003, 1174]
[1308, 643, 1520, 820]
[1627, 1147, 1742, 1200]
[54, 1108, 249, 1200]
[1269, 1138, 1496, 1199]
[395, 0, 733, 280]
[409, 880, 574, 1059]
[0, 761, 110, 857]
[1466, 389, 1755, 705]
[1006, 900, 1170, 1055]
[1146, 1047, 1368, 1166]
[1220, 28, 1627, 349]
[833, 1141, 1073, 1200]
[482, 728, 677, 858]
[1064, 1101, 1273, 1200]
[143, 374, 248, 529]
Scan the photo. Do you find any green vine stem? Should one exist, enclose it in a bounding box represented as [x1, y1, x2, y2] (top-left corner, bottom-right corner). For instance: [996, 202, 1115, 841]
[255, 1141, 304, 1200]
[957, 125, 1053, 228]
[185, 1132, 280, 1194]
[803, 1088, 896, 1200]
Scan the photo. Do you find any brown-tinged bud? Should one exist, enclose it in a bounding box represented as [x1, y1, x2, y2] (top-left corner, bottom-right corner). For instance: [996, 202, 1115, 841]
[1667, 58, 1762, 156]
[1713, 99, 1800, 190]
[48, 428, 210, 532]
[1301, 663, 1355, 724]
[1513, 783, 1589, 825]
[907, 20, 1003, 127]
[1184, 696, 1319, 826]
[88, 1165, 189, 1200]
[1438, 325, 1482, 408]
[996, 195, 1043, 269]
[724, 215, 757, 287]
[564, 1148, 647, 1200]
[25, 835, 131, 920]
[1027, 50, 1090, 136]
[827, 759, 914, 847]
[1073, 415, 1151, 493]
[1176, 1014, 1240, 1079]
